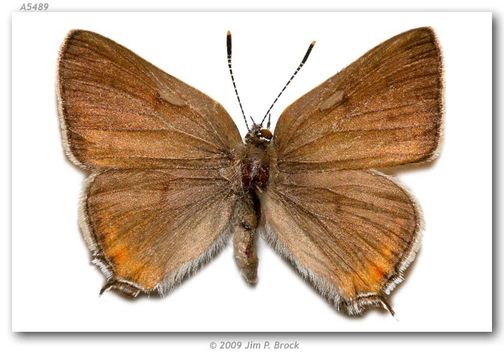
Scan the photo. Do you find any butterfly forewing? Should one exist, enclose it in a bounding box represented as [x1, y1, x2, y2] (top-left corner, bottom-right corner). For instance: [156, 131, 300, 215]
[273, 27, 442, 173]
[58, 30, 243, 295]
[58, 30, 242, 170]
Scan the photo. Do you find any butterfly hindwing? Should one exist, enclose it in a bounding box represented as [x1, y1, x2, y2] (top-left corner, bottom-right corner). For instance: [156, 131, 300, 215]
[260, 169, 420, 314]
[83, 168, 238, 295]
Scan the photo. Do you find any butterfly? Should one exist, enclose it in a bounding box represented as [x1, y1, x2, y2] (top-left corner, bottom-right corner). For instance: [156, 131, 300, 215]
[57, 27, 443, 316]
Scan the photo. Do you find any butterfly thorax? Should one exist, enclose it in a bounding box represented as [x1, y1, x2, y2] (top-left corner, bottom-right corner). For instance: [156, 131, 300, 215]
[241, 126, 273, 193]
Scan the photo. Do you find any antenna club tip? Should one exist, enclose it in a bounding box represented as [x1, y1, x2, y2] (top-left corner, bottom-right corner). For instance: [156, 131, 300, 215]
[310, 40, 316, 46]
[227, 30, 231, 36]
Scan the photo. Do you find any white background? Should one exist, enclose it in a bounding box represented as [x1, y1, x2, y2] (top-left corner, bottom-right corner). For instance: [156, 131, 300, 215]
[2, 0, 501, 358]
[11, 12, 492, 332]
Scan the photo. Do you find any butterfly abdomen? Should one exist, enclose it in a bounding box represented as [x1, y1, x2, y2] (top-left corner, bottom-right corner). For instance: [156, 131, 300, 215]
[233, 201, 259, 285]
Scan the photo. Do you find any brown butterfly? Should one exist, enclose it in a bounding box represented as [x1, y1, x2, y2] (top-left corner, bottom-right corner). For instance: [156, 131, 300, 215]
[57, 27, 442, 316]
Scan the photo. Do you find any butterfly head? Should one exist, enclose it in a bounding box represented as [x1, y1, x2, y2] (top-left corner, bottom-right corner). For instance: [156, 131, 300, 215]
[226, 31, 315, 149]
[245, 124, 273, 146]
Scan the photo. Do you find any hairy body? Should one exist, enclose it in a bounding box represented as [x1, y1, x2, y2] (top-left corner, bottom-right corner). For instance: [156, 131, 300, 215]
[233, 126, 273, 284]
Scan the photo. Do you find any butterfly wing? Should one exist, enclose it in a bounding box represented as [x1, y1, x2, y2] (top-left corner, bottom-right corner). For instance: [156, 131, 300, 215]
[83, 168, 238, 295]
[260, 170, 419, 315]
[273, 27, 443, 173]
[265, 27, 442, 314]
[57, 30, 242, 295]
[57, 30, 242, 170]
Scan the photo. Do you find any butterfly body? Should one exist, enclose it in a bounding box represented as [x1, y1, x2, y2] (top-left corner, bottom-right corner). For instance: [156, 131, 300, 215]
[233, 126, 273, 284]
[57, 28, 442, 315]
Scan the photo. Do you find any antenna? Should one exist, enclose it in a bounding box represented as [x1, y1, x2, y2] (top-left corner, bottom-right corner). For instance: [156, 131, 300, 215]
[226, 31, 251, 130]
[260, 40, 316, 127]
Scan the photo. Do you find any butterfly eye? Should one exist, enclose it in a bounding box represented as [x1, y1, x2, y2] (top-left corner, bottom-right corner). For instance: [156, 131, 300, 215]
[259, 128, 273, 140]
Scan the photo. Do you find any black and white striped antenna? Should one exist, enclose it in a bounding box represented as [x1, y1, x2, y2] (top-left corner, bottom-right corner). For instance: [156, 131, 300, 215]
[260, 40, 316, 128]
[226, 31, 316, 130]
[226, 31, 251, 130]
